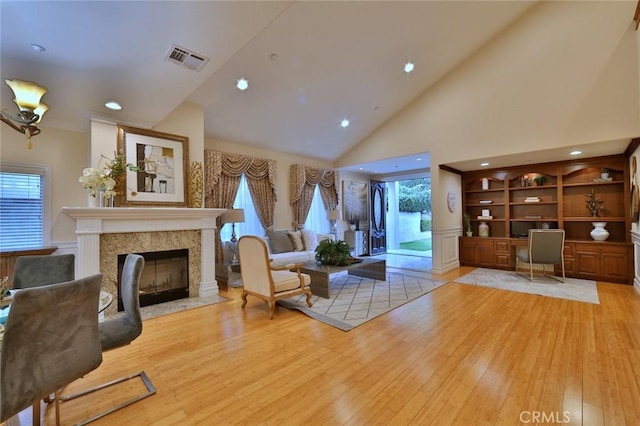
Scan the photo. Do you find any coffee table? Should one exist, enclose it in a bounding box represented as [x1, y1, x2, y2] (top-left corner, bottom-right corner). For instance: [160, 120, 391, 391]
[296, 258, 386, 298]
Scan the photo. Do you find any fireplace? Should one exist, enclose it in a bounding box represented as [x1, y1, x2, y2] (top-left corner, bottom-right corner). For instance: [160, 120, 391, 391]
[61, 207, 226, 316]
[117, 249, 189, 311]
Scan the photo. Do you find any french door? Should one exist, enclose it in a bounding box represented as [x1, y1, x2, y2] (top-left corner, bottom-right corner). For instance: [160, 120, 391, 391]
[369, 180, 386, 255]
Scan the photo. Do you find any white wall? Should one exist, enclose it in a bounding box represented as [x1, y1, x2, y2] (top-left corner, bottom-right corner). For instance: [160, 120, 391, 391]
[0, 125, 87, 247]
[335, 1, 639, 272]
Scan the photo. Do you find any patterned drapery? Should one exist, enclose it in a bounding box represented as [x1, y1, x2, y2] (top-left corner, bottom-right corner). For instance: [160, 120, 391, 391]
[204, 150, 277, 260]
[290, 164, 338, 228]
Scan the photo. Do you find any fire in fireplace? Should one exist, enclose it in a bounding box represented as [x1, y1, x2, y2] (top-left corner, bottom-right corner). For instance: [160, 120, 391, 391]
[117, 249, 189, 311]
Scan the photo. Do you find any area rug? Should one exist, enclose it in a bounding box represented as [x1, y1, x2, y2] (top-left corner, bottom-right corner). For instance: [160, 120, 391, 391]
[277, 268, 447, 331]
[106, 294, 229, 321]
[454, 268, 600, 304]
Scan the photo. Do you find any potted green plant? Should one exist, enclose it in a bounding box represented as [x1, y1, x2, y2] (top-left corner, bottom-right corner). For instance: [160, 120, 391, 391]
[464, 212, 472, 237]
[533, 175, 546, 186]
[601, 168, 610, 180]
[314, 238, 353, 266]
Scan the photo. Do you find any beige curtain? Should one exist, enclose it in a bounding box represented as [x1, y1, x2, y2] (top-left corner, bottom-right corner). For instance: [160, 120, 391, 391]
[205, 150, 278, 260]
[290, 164, 339, 227]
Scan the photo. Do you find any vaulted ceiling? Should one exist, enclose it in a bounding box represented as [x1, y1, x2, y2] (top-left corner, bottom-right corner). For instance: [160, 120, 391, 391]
[1, 1, 638, 174]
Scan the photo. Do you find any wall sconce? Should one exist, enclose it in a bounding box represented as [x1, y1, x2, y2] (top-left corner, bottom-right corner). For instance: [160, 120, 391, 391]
[1, 79, 49, 148]
[221, 208, 245, 264]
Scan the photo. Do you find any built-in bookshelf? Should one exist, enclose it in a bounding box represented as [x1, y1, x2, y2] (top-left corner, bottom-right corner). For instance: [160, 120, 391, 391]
[460, 154, 631, 283]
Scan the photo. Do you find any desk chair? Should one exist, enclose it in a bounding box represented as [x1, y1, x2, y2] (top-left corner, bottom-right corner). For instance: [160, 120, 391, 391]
[12, 253, 75, 289]
[60, 253, 156, 424]
[515, 229, 565, 283]
[0, 274, 103, 425]
[238, 235, 313, 319]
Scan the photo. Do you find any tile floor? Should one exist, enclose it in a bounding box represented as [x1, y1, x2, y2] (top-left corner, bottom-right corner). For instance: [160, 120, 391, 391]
[374, 251, 432, 272]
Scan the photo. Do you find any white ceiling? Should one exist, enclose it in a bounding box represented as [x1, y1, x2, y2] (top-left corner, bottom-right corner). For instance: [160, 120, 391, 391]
[1, 1, 629, 175]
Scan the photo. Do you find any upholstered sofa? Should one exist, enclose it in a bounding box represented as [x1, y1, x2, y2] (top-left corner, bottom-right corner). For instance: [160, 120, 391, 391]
[259, 229, 334, 267]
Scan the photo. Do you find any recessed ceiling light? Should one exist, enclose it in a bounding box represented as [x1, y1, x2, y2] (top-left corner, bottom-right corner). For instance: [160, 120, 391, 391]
[569, 150, 582, 156]
[31, 44, 46, 53]
[340, 119, 350, 128]
[416, 158, 422, 161]
[105, 101, 122, 110]
[236, 78, 249, 91]
[480, 162, 490, 167]
[404, 62, 415, 73]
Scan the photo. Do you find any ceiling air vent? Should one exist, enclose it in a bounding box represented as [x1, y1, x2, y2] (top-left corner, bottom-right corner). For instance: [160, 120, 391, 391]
[164, 44, 209, 72]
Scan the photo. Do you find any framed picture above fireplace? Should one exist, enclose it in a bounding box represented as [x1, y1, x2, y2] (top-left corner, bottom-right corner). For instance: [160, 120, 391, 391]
[117, 125, 189, 207]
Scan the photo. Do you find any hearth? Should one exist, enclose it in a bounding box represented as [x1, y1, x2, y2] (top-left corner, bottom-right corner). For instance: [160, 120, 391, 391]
[117, 249, 189, 311]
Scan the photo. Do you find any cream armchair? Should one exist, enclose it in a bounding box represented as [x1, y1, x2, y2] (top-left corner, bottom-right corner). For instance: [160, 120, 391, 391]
[238, 235, 313, 319]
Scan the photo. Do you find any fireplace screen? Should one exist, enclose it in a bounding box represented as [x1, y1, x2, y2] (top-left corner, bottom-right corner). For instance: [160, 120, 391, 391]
[117, 249, 189, 311]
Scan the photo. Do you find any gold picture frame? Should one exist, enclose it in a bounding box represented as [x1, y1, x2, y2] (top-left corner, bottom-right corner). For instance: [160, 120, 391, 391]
[117, 125, 189, 207]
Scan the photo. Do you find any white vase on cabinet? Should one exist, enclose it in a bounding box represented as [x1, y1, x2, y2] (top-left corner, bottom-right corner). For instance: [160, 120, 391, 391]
[479, 222, 489, 237]
[590, 222, 609, 241]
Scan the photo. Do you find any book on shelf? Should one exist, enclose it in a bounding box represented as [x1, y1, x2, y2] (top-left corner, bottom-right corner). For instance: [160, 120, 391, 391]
[524, 215, 542, 219]
[479, 200, 493, 204]
[524, 197, 540, 203]
[477, 216, 493, 220]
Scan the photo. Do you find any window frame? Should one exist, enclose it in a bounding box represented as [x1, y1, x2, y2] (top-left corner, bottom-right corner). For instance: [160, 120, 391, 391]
[0, 162, 51, 251]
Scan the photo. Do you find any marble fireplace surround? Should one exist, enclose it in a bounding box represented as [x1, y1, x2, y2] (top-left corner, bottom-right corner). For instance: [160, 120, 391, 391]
[62, 207, 226, 315]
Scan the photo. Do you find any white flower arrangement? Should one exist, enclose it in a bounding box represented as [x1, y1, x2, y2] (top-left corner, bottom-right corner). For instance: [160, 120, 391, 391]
[79, 167, 117, 198]
[78, 151, 139, 200]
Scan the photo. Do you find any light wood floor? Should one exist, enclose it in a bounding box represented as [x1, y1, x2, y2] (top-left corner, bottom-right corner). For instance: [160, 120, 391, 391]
[11, 266, 640, 425]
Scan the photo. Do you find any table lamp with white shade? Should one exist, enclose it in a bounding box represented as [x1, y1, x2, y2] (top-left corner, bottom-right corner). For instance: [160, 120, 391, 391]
[327, 209, 340, 239]
[221, 208, 245, 263]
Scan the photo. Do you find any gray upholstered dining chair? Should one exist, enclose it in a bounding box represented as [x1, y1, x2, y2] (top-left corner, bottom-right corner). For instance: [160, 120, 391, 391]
[12, 253, 75, 289]
[60, 253, 156, 423]
[0, 274, 103, 425]
[515, 229, 566, 283]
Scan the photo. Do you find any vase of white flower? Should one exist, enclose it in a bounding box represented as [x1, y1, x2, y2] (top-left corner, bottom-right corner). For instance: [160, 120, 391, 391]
[79, 167, 116, 206]
[79, 150, 138, 207]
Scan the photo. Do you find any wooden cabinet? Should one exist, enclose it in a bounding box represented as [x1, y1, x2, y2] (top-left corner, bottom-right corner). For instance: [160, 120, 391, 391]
[561, 165, 626, 242]
[0, 246, 59, 287]
[460, 154, 631, 284]
[494, 239, 512, 268]
[460, 237, 511, 270]
[463, 176, 506, 238]
[572, 242, 629, 283]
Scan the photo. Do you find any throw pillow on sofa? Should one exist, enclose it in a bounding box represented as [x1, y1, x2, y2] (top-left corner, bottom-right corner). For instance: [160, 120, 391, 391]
[287, 230, 305, 252]
[266, 230, 294, 253]
[301, 229, 318, 250]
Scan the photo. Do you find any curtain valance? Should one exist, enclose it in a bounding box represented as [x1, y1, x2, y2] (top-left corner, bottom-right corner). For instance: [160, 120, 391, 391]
[289, 164, 338, 206]
[205, 150, 277, 203]
[290, 164, 339, 227]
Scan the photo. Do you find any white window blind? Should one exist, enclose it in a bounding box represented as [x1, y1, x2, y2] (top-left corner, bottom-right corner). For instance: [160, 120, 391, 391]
[0, 166, 45, 251]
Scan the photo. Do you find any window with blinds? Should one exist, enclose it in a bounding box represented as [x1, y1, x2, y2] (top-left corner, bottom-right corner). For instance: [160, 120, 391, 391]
[0, 166, 45, 251]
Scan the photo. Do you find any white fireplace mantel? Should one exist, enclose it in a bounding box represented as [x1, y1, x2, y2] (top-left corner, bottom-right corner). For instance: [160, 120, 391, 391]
[62, 207, 226, 296]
